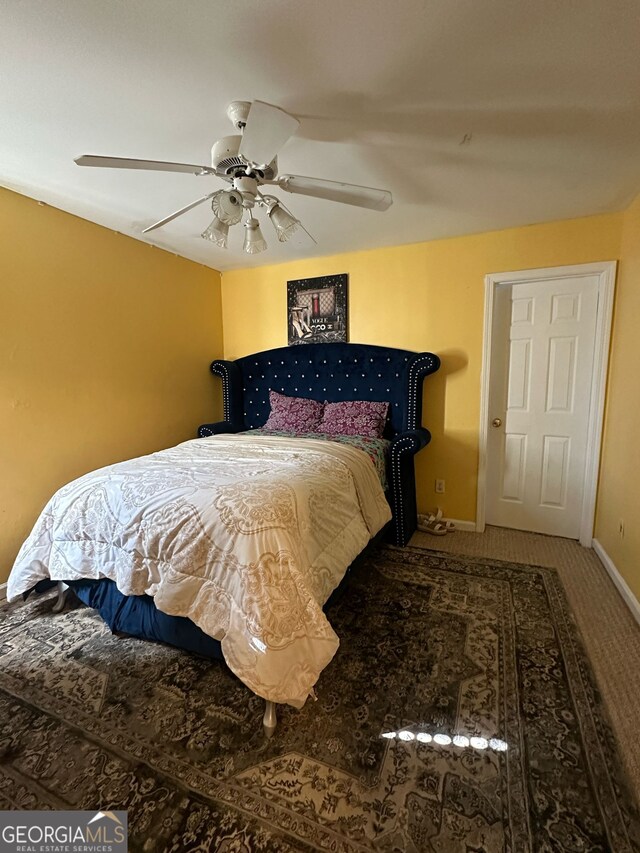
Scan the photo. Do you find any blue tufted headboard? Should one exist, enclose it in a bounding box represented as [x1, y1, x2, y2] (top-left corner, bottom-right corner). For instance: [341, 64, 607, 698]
[199, 342, 440, 546]
[210, 342, 439, 437]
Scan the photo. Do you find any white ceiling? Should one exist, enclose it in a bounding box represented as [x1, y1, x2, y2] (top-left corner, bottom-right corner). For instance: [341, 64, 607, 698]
[2, 0, 640, 271]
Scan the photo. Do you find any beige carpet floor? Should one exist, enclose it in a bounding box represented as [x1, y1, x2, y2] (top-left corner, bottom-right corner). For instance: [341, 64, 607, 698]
[412, 524, 640, 795]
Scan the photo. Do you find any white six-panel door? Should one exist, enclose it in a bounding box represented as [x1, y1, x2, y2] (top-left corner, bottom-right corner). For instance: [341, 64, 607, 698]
[485, 274, 600, 538]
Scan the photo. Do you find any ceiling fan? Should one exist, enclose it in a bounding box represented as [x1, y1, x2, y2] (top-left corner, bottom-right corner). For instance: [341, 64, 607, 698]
[75, 100, 393, 254]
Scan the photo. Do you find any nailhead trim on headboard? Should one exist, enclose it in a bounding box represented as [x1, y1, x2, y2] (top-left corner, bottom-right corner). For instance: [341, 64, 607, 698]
[388, 431, 428, 545]
[211, 361, 232, 421]
[391, 436, 412, 544]
[407, 353, 440, 430]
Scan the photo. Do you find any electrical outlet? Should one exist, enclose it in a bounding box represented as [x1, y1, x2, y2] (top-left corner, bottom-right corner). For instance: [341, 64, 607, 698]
[435, 479, 445, 494]
[619, 519, 625, 538]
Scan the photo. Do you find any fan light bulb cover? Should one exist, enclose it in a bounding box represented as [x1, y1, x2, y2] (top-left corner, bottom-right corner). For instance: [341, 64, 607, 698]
[268, 204, 300, 243]
[212, 189, 244, 226]
[243, 219, 267, 254]
[201, 218, 229, 249]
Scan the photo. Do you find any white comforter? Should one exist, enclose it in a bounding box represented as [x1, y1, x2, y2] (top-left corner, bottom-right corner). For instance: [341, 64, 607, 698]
[8, 434, 391, 707]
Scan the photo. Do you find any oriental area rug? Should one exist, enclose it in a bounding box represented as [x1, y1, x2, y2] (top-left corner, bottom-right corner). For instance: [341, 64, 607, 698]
[0, 545, 638, 852]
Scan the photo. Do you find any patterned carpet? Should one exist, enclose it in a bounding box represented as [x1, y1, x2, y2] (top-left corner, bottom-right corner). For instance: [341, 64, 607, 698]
[0, 544, 638, 852]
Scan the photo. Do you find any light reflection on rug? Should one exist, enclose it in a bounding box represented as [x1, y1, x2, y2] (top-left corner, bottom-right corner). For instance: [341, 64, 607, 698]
[0, 544, 638, 852]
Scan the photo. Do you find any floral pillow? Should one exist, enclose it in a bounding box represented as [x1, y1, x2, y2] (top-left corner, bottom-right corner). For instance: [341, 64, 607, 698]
[318, 400, 389, 438]
[264, 390, 324, 433]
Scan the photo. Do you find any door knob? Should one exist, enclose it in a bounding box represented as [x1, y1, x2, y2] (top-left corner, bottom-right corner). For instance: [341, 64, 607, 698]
[492, 417, 502, 428]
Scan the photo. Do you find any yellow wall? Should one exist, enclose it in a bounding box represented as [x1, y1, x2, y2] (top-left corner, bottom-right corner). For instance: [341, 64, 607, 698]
[1, 188, 222, 584]
[222, 213, 622, 524]
[595, 193, 640, 601]
[5, 182, 637, 600]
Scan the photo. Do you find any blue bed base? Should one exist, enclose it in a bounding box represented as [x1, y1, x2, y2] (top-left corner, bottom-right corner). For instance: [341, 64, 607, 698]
[58, 556, 359, 664]
[66, 579, 225, 661]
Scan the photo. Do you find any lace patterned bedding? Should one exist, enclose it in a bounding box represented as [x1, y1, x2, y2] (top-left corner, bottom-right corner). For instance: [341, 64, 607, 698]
[249, 429, 390, 490]
[8, 434, 391, 707]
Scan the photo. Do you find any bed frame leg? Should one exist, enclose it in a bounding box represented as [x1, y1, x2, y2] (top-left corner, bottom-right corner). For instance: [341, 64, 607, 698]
[52, 582, 69, 613]
[263, 701, 277, 737]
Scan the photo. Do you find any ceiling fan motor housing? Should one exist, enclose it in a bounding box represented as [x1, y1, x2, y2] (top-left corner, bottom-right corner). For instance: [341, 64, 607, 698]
[226, 100, 251, 130]
[211, 135, 277, 181]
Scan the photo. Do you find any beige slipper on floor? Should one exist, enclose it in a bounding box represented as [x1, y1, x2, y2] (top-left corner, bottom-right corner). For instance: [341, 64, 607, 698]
[417, 509, 456, 534]
[418, 520, 448, 535]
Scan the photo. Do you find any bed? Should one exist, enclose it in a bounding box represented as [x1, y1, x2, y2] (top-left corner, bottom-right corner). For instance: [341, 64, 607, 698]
[7, 342, 440, 735]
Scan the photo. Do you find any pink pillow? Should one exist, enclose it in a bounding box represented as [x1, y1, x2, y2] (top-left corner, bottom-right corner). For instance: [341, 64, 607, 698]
[318, 400, 389, 438]
[264, 390, 324, 433]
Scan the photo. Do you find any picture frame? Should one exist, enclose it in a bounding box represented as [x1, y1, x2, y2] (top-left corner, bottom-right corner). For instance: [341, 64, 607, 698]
[287, 273, 348, 346]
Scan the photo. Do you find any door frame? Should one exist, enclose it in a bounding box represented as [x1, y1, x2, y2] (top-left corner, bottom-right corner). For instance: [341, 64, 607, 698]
[476, 261, 617, 546]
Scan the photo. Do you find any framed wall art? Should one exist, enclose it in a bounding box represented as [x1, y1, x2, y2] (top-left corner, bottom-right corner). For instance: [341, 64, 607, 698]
[287, 273, 348, 346]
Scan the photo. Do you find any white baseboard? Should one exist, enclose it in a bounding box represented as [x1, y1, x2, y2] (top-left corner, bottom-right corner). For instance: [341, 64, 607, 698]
[592, 538, 640, 627]
[445, 518, 477, 532]
[0, 582, 6, 604]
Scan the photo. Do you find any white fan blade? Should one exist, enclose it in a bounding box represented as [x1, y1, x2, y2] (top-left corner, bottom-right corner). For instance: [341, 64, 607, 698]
[239, 101, 299, 166]
[142, 193, 216, 233]
[75, 155, 215, 175]
[276, 175, 392, 211]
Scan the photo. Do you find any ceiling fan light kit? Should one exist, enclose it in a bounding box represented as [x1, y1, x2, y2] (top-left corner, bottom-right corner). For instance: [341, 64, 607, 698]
[243, 217, 267, 254]
[74, 99, 393, 256]
[201, 217, 229, 249]
[211, 188, 244, 225]
[268, 203, 300, 243]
